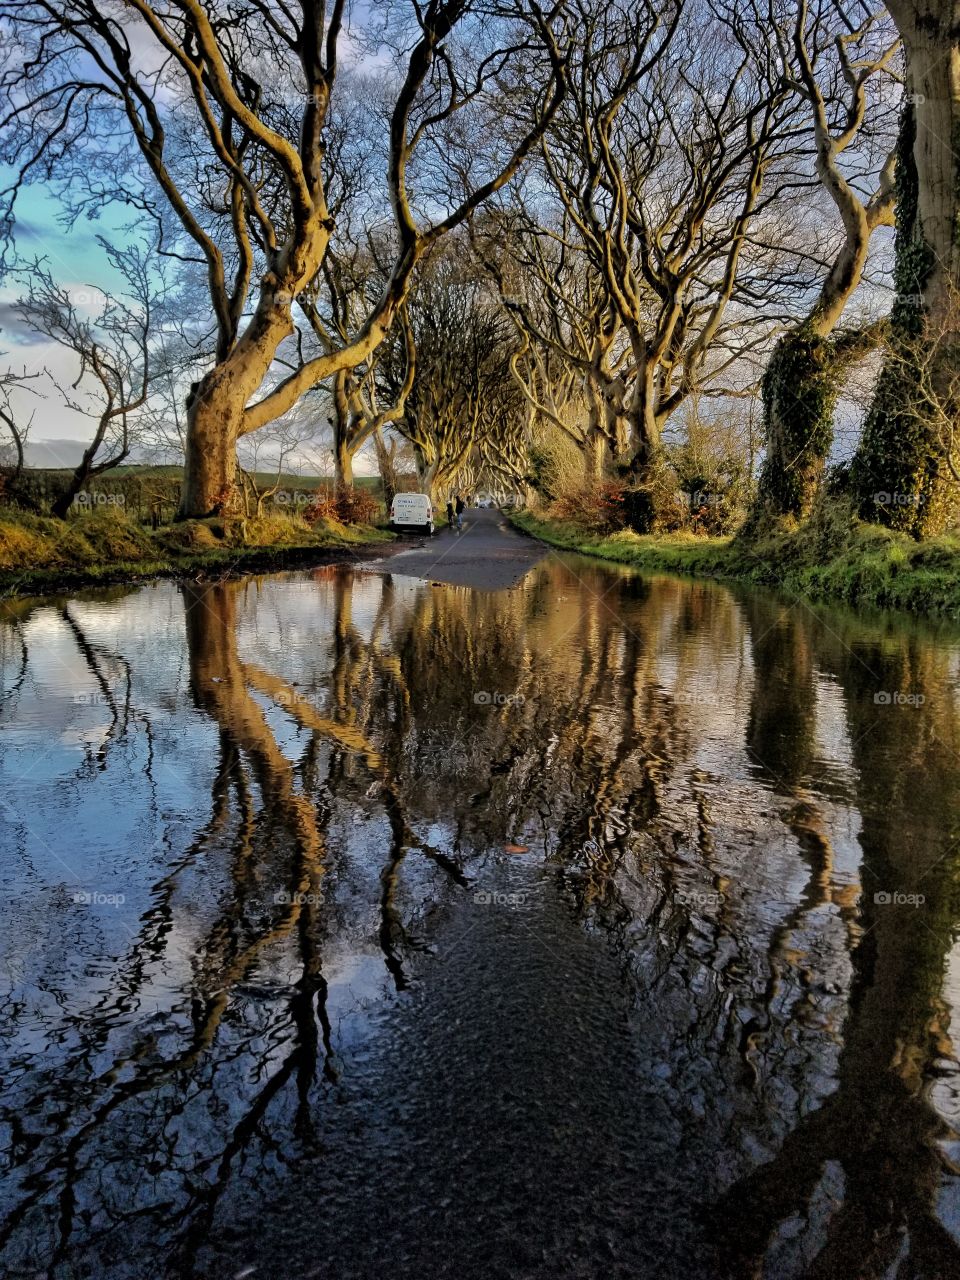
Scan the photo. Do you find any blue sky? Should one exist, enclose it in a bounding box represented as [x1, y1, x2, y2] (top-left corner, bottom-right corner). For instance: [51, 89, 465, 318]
[1, 177, 142, 465]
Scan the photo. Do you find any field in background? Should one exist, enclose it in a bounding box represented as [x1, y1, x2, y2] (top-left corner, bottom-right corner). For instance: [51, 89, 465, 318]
[3, 465, 402, 525]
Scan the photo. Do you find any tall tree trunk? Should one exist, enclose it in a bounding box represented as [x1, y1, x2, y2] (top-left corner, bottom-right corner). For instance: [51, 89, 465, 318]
[180, 383, 243, 519]
[330, 369, 359, 491]
[374, 427, 398, 508]
[584, 430, 605, 483]
[618, 384, 660, 531]
[754, 326, 881, 526]
[852, 10, 960, 537]
[415, 449, 440, 504]
[178, 298, 295, 520]
[335, 437, 355, 489]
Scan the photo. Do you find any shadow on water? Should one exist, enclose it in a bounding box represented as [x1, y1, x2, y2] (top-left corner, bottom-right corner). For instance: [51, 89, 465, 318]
[1, 559, 960, 1278]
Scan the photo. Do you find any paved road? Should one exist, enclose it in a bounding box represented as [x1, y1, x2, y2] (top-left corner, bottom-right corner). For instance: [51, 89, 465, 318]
[371, 506, 547, 589]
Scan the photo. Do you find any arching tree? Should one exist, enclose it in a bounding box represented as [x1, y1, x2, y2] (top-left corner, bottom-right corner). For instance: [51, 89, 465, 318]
[380, 248, 522, 500]
[0, 0, 568, 517]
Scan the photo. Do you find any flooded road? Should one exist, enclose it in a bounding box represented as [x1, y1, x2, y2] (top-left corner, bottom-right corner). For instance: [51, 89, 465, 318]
[2, 553, 960, 1279]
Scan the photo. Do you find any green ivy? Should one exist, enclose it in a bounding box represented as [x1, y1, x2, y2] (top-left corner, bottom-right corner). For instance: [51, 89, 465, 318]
[851, 103, 950, 537]
[754, 322, 871, 523]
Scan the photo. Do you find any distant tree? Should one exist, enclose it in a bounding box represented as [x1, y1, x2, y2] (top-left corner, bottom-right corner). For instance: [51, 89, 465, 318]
[479, 0, 812, 526]
[14, 240, 159, 517]
[0, 364, 37, 490]
[380, 250, 522, 501]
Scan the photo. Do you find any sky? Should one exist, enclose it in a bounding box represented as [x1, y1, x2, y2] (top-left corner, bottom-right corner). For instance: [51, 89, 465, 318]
[0, 183, 140, 468]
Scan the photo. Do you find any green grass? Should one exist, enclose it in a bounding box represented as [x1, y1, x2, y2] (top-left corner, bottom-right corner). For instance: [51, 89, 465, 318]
[512, 502, 960, 620]
[0, 507, 393, 597]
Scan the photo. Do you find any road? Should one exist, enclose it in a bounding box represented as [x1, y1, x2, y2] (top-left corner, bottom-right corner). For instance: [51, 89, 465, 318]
[371, 505, 547, 589]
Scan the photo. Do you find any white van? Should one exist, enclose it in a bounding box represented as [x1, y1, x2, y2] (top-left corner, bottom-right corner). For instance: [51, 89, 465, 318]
[390, 492, 434, 535]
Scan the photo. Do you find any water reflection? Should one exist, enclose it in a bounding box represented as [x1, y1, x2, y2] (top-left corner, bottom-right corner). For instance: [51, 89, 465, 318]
[2, 560, 960, 1278]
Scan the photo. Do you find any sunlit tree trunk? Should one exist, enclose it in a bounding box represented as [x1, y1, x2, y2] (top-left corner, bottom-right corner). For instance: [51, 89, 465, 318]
[182, 303, 295, 517]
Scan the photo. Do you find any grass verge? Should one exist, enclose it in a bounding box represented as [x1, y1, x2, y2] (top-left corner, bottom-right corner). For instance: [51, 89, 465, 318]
[511, 501, 960, 620]
[0, 508, 394, 598]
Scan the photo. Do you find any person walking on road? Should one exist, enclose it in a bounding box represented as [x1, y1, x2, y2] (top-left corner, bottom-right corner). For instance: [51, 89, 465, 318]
[446, 498, 455, 529]
[455, 493, 465, 532]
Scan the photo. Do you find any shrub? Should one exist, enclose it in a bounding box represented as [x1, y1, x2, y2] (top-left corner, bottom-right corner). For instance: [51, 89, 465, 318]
[0, 508, 154, 571]
[304, 485, 381, 526]
[0, 512, 59, 571]
[550, 481, 628, 534]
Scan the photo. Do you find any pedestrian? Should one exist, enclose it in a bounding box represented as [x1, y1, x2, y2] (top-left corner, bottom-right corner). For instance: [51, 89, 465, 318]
[446, 497, 455, 528]
[455, 492, 465, 531]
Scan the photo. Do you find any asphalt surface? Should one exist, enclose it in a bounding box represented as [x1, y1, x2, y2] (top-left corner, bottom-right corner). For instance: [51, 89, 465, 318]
[371, 506, 547, 589]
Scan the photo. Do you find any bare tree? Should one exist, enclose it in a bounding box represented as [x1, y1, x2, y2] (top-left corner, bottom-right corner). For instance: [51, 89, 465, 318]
[477, 0, 815, 525]
[379, 248, 520, 501]
[0, 363, 37, 488]
[14, 240, 159, 517]
[749, 0, 899, 524]
[0, 1, 568, 518]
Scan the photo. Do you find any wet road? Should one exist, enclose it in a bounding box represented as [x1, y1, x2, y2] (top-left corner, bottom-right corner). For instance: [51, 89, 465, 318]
[372, 505, 547, 588]
[3, 554, 960, 1279]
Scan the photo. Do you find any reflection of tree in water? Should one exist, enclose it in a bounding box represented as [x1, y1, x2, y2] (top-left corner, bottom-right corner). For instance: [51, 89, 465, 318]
[0, 579, 457, 1275]
[711, 603, 960, 1278]
[2, 569, 960, 1277]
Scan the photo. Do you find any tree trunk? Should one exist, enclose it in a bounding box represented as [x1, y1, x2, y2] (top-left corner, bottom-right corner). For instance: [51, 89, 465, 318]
[335, 436, 355, 489]
[51, 410, 128, 518]
[584, 431, 605, 483]
[51, 468, 90, 519]
[755, 327, 879, 525]
[852, 12, 960, 537]
[178, 296, 296, 520]
[330, 370, 358, 491]
[415, 449, 440, 503]
[374, 428, 398, 508]
[180, 382, 242, 519]
[617, 389, 660, 531]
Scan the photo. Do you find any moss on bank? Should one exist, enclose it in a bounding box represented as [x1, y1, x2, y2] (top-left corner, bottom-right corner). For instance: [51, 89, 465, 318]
[511, 503, 960, 620]
[0, 508, 394, 597]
